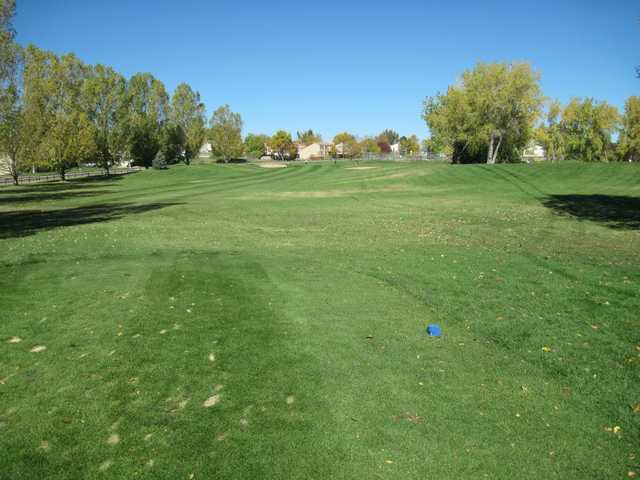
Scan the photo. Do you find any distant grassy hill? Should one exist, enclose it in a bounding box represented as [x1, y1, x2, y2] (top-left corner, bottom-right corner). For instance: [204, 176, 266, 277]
[1, 161, 639, 479]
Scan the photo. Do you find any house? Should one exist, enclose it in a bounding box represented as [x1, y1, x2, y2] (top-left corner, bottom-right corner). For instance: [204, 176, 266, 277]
[390, 143, 401, 154]
[298, 142, 332, 160]
[522, 143, 546, 162]
[199, 142, 212, 158]
[0, 155, 10, 176]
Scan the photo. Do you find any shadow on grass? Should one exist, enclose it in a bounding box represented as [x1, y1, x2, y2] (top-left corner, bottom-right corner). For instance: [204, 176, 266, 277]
[0, 202, 182, 239]
[542, 194, 640, 230]
[0, 176, 125, 204]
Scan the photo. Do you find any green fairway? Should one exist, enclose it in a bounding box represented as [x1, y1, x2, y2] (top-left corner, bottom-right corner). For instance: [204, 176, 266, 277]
[1, 161, 639, 479]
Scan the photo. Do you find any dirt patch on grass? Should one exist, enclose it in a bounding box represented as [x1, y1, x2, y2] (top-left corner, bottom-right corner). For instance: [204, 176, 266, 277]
[203, 394, 221, 407]
[237, 185, 417, 200]
[258, 163, 287, 169]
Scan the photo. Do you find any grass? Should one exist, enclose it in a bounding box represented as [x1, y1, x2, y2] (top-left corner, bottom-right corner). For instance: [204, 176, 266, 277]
[0, 160, 639, 479]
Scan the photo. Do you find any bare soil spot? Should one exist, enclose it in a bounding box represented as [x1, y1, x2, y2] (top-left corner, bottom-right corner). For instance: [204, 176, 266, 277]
[258, 163, 287, 169]
[38, 440, 49, 451]
[107, 433, 120, 445]
[30, 345, 46, 353]
[203, 394, 221, 407]
[7, 336, 22, 343]
[208, 353, 215, 362]
[99, 460, 113, 471]
[216, 432, 228, 441]
[286, 395, 295, 405]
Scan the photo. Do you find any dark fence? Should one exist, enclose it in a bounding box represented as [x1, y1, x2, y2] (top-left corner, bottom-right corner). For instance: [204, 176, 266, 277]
[0, 167, 143, 186]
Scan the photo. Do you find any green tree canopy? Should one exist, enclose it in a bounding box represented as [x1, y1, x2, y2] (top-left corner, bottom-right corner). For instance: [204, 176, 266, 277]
[269, 130, 297, 160]
[399, 135, 420, 155]
[81, 64, 129, 173]
[0, 0, 25, 184]
[22, 46, 95, 179]
[360, 137, 381, 154]
[617, 96, 640, 162]
[333, 132, 361, 158]
[126, 72, 169, 168]
[535, 100, 565, 162]
[296, 129, 322, 145]
[209, 104, 244, 162]
[170, 83, 206, 165]
[244, 133, 269, 158]
[423, 62, 543, 164]
[377, 129, 400, 145]
[560, 98, 619, 162]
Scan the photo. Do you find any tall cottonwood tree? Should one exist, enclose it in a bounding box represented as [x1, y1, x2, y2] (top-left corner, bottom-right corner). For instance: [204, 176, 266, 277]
[81, 64, 129, 174]
[169, 83, 206, 164]
[423, 62, 543, 164]
[0, 0, 26, 184]
[536, 100, 565, 162]
[126, 72, 168, 168]
[209, 104, 243, 162]
[617, 96, 640, 162]
[22, 46, 95, 179]
[559, 98, 619, 162]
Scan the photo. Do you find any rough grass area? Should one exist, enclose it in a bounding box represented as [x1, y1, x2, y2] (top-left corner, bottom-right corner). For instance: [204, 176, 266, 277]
[1, 161, 639, 479]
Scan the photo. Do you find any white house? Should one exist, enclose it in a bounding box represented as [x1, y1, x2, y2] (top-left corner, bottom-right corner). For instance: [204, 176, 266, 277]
[390, 143, 401, 154]
[0, 154, 10, 176]
[522, 143, 546, 162]
[199, 142, 212, 157]
[298, 142, 332, 160]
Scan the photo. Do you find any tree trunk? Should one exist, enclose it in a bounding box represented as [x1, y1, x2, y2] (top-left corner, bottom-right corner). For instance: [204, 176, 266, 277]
[487, 134, 495, 164]
[60, 168, 66, 181]
[492, 134, 502, 164]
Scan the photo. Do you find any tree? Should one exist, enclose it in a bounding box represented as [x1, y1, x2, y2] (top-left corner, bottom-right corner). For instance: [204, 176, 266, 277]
[296, 129, 322, 145]
[360, 137, 381, 154]
[399, 135, 420, 155]
[333, 132, 361, 158]
[152, 150, 167, 169]
[159, 121, 186, 163]
[617, 96, 640, 162]
[560, 98, 619, 162]
[22, 47, 95, 179]
[169, 83, 206, 165]
[422, 136, 449, 156]
[81, 64, 129, 174]
[126, 72, 168, 168]
[209, 104, 243, 162]
[0, 0, 26, 184]
[535, 100, 565, 162]
[377, 129, 400, 145]
[269, 130, 297, 160]
[423, 62, 543, 164]
[244, 133, 269, 158]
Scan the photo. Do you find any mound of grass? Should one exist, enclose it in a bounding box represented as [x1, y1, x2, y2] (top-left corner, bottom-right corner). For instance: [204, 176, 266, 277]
[1, 161, 639, 479]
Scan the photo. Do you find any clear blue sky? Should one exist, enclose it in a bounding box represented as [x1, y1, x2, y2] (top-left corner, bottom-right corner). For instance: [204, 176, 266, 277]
[14, 0, 639, 140]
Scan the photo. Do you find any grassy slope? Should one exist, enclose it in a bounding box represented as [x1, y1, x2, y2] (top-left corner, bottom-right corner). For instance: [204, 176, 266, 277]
[0, 161, 639, 479]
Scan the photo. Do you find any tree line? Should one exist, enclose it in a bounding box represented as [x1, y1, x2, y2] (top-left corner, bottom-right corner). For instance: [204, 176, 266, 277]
[3, 1, 638, 185]
[0, 1, 210, 184]
[423, 62, 640, 164]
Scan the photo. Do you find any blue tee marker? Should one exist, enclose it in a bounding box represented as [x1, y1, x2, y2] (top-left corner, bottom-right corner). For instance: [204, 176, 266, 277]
[427, 324, 442, 337]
